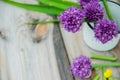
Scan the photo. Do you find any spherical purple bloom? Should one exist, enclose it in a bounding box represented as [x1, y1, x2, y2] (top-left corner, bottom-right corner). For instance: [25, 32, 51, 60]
[78, 0, 98, 8]
[70, 55, 92, 79]
[94, 19, 119, 44]
[84, 1, 104, 22]
[59, 6, 85, 33]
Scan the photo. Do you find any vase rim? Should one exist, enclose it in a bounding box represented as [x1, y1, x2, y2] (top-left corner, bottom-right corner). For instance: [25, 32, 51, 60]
[103, 0, 120, 6]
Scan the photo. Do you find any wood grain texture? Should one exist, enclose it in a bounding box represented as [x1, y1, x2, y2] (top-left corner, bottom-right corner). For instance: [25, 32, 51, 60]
[0, 0, 61, 80]
[53, 16, 75, 80]
[0, 0, 120, 80]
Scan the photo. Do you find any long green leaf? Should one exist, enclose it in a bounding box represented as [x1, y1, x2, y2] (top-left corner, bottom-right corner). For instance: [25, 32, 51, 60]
[91, 54, 117, 61]
[52, 0, 80, 8]
[37, 0, 69, 10]
[3, 0, 63, 15]
[102, 67, 106, 80]
[37, 0, 80, 10]
[109, 77, 113, 80]
[93, 74, 100, 80]
[92, 62, 120, 68]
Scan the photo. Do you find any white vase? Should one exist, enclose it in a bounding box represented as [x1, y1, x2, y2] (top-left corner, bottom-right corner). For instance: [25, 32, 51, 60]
[82, 1, 120, 51]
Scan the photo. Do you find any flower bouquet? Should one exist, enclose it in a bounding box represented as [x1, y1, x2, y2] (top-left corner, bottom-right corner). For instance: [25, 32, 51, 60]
[59, 0, 120, 51]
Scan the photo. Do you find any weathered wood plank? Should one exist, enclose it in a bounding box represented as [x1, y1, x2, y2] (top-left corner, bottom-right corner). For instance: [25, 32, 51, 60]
[0, 0, 61, 80]
[53, 16, 75, 80]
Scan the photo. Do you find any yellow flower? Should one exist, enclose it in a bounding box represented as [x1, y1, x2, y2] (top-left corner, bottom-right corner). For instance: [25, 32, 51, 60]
[104, 69, 112, 78]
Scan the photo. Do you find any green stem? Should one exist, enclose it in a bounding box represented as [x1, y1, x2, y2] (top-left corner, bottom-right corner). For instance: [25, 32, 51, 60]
[108, 77, 113, 80]
[102, 0, 114, 20]
[94, 67, 100, 70]
[102, 67, 106, 80]
[92, 62, 120, 68]
[27, 20, 60, 25]
[90, 54, 117, 61]
[93, 74, 100, 80]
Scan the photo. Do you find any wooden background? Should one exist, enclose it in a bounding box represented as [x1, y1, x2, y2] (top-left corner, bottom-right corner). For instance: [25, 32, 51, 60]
[0, 0, 120, 80]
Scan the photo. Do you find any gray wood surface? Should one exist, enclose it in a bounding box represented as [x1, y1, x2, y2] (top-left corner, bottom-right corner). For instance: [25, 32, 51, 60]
[0, 0, 61, 80]
[53, 16, 74, 80]
[0, 0, 120, 80]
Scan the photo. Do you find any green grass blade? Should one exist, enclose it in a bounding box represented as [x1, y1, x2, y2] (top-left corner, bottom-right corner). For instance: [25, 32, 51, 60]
[37, 0, 69, 10]
[3, 0, 63, 15]
[92, 62, 120, 68]
[52, 0, 80, 8]
[37, 0, 80, 10]
[93, 74, 100, 80]
[102, 67, 106, 80]
[109, 77, 113, 80]
[91, 54, 117, 61]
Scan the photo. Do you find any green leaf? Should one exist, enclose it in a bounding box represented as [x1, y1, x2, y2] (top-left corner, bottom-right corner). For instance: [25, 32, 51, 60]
[94, 67, 100, 71]
[90, 54, 117, 61]
[93, 74, 100, 80]
[27, 20, 59, 25]
[102, 67, 106, 80]
[37, 0, 80, 10]
[92, 62, 120, 68]
[109, 77, 113, 80]
[3, 0, 63, 15]
[52, 0, 80, 8]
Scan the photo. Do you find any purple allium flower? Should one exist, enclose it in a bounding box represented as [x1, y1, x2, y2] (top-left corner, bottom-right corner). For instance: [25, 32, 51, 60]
[78, 0, 98, 8]
[94, 19, 119, 44]
[84, 1, 104, 22]
[70, 55, 92, 79]
[59, 6, 85, 33]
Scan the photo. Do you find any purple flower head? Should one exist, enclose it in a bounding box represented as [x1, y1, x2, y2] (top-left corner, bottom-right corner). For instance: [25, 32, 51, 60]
[94, 19, 119, 44]
[78, 0, 98, 8]
[70, 55, 92, 79]
[59, 6, 85, 33]
[84, 1, 104, 22]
